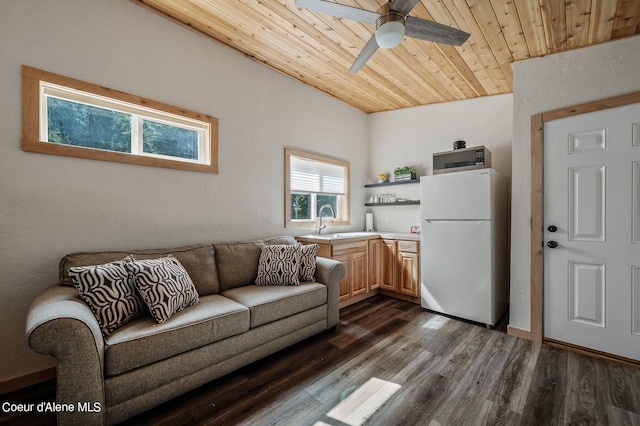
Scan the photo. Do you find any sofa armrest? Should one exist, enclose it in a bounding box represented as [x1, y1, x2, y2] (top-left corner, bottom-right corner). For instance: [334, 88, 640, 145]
[314, 256, 345, 328]
[26, 285, 106, 425]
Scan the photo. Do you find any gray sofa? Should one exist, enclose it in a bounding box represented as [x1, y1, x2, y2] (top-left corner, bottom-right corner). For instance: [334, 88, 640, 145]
[25, 236, 344, 425]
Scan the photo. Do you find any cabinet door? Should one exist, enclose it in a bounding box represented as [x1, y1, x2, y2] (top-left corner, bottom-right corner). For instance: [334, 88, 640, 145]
[380, 239, 396, 291]
[367, 239, 381, 291]
[397, 250, 420, 296]
[351, 251, 368, 296]
[334, 254, 352, 301]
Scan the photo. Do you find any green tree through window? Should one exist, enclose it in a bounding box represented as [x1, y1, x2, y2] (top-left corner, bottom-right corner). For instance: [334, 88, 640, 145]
[47, 98, 131, 152]
[143, 120, 198, 160]
[291, 193, 311, 219]
[22, 65, 218, 174]
[317, 195, 337, 217]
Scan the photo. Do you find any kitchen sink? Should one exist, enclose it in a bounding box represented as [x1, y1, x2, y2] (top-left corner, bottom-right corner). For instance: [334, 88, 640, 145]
[302, 232, 378, 240]
[299, 232, 378, 240]
[333, 232, 377, 237]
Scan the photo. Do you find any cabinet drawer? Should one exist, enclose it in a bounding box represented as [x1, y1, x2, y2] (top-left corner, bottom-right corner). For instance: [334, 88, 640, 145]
[397, 240, 419, 253]
[332, 240, 368, 256]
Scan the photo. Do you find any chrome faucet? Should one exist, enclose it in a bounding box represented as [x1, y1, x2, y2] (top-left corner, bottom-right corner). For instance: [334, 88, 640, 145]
[318, 204, 336, 235]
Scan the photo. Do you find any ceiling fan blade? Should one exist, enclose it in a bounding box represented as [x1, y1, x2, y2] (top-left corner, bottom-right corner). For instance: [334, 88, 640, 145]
[389, 0, 421, 16]
[349, 34, 379, 73]
[405, 16, 470, 46]
[296, 0, 380, 24]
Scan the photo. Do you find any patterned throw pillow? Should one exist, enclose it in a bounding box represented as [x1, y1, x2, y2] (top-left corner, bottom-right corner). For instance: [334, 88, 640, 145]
[299, 243, 319, 282]
[68, 258, 145, 336]
[127, 255, 199, 324]
[255, 244, 301, 286]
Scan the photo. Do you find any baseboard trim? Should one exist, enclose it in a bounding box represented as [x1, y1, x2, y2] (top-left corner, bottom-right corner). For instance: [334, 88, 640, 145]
[339, 292, 377, 309]
[376, 289, 420, 304]
[0, 367, 56, 395]
[544, 338, 640, 368]
[507, 324, 532, 341]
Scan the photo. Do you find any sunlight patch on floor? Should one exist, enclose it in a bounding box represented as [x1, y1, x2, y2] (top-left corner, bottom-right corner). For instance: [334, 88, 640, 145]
[322, 377, 401, 426]
[422, 314, 449, 330]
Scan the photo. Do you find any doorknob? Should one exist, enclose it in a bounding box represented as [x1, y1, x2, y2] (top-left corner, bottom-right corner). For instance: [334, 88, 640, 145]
[547, 241, 558, 248]
[548, 225, 557, 232]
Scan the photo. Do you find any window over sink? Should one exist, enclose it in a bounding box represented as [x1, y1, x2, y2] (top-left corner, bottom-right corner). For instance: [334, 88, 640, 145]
[285, 148, 350, 228]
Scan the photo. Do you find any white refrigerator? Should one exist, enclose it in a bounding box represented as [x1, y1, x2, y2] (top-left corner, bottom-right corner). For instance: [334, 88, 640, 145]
[420, 169, 508, 327]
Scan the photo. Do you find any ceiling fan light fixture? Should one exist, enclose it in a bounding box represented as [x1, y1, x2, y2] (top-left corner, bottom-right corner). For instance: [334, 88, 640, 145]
[375, 13, 405, 48]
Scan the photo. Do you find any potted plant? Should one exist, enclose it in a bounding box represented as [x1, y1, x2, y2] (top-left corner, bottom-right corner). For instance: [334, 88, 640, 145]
[394, 166, 416, 181]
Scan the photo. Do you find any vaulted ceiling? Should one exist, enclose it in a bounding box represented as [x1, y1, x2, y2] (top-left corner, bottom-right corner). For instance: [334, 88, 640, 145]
[132, 0, 640, 113]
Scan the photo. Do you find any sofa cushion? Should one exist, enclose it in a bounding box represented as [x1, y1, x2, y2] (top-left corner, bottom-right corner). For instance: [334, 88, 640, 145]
[214, 240, 264, 291]
[127, 256, 200, 324]
[264, 236, 298, 245]
[104, 294, 249, 376]
[67, 258, 146, 336]
[222, 282, 327, 328]
[59, 244, 219, 296]
[255, 244, 301, 286]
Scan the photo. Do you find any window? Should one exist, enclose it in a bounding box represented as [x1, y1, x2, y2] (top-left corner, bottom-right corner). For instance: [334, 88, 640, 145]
[22, 66, 218, 173]
[285, 148, 350, 228]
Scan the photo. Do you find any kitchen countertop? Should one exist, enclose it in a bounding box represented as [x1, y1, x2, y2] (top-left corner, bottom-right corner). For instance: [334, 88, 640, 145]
[295, 231, 420, 244]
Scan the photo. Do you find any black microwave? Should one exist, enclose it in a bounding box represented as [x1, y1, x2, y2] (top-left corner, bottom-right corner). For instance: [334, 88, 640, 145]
[433, 145, 491, 174]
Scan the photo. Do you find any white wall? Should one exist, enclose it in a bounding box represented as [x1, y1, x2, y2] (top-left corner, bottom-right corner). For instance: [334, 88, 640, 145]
[509, 36, 640, 332]
[0, 0, 368, 383]
[368, 94, 513, 232]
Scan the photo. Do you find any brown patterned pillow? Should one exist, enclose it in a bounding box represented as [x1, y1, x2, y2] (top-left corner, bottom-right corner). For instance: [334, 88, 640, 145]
[68, 257, 145, 335]
[299, 244, 319, 281]
[126, 255, 199, 324]
[255, 244, 301, 286]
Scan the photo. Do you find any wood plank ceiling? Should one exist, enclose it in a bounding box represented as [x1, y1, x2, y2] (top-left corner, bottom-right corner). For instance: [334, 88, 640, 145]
[132, 0, 640, 113]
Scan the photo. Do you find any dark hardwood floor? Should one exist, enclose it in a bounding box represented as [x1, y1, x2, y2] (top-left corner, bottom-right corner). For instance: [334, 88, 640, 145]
[3, 295, 640, 425]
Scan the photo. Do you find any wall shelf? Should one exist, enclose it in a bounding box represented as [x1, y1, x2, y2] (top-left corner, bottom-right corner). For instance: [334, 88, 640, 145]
[364, 179, 420, 188]
[365, 200, 420, 207]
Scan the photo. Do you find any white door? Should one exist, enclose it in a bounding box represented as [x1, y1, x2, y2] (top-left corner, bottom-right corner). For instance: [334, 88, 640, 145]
[544, 102, 640, 361]
[421, 219, 494, 325]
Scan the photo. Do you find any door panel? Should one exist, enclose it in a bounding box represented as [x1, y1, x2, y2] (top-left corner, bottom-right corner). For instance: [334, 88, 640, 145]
[351, 251, 367, 296]
[568, 128, 606, 154]
[634, 162, 640, 244]
[568, 261, 606, 328]
[334, 254, 351, 301]
[380, 240, 396, 291]
[568, 165, 606, 242]
[633, 266, 640, 336]
[398, 250, 419, 296]
[544, 102, 640, 361]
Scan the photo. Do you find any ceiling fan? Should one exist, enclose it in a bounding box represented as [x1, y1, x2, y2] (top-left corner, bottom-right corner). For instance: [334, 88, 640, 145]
[296, 0, 471, 73]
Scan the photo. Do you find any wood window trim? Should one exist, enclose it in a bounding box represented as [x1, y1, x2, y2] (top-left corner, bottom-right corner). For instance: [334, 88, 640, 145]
[21, 65, 219, 173]
[284, 147, 350, 228]
[521, 90, 640, 343]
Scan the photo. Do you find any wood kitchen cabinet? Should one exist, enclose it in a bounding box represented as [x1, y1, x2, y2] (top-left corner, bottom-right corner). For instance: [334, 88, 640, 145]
[379, 239, 396, 291]
[396, 241, 420, 297]
[296, 235, 420, 306]
[333, 253, 351, 300]
[312, 240, 369, 302]
[367, 238, 381, 291]
[379, 239, 420, 300]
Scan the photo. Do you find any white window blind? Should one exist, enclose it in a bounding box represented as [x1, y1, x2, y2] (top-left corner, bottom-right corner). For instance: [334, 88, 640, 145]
[290, 155, 345, 195]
